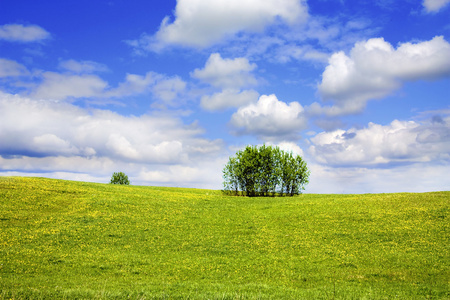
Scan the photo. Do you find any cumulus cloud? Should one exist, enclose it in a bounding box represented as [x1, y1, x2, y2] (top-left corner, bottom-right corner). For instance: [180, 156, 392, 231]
[230, 94, 308, 141]
[309, 116, 450, 167]
[0, 24, 51, 42]
[131, 0, 307, 50]
[423, 0, 450, 12]
[191, 53, 257, 89]
[0, 92, 225, 188]
[192, 53, 259, 111]
[318, 36, 450, 115]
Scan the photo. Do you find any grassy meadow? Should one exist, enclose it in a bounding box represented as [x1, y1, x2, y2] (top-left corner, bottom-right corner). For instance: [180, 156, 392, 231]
[0, 176, 448, 299]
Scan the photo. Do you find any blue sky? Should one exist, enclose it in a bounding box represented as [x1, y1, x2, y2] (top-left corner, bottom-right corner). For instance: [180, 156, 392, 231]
[1, 0, 449, 193]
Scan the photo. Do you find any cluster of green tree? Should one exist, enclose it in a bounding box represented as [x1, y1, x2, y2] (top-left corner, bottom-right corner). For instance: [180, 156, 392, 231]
[223, 145, 310, 197]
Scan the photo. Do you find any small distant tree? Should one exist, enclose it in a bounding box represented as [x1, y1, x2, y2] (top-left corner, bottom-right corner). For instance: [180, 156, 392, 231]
[110, 172, 130, 185]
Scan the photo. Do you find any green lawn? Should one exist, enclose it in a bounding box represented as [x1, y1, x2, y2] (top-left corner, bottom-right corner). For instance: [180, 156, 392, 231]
[0, 176, 448, 299]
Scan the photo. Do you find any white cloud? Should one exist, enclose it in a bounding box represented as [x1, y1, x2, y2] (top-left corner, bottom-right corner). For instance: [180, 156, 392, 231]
[0, 92, 226, 188]
[423, 0, 450, 12]
[33, 134, 79, 156]
[191, 53, 257, 89]
[309, 116, 450, 167]
[103, 72, 186, 104]
[307, 112, 450, 193]
[133, 0, 307, 49]
[192, 53, 259, 111]
[32, 72, 108, 100]
[200, 89, 259, 111]
[230, 94, 307, 141]
[11, 63, 187, 103]
[59, 59, 109, 74]
[0, 92, 223, 162]
[0, 58, 29, 77]
[152, 76, 187, 103]
[274, 44, 330, 64]
[318, 36, 450, 115]
[0, 24, 50, 42]
[106, 72, 155, 98]
[306, 162, 450, 194]
[137, 157, 227, 188]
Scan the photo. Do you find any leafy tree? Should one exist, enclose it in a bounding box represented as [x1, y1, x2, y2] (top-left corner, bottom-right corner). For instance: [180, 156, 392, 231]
[110, 172, 130, 185]
[255, 144, 279, 196]
[223, 156, 240, 195]
[279, 152, 309, 196]
[223, 145, 309, 196]
[237, 146, 259, 196]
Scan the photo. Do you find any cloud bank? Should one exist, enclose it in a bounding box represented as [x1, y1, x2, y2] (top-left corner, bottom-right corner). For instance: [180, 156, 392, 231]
[0, 92, 225, 187]
[309, 115, 450, 167]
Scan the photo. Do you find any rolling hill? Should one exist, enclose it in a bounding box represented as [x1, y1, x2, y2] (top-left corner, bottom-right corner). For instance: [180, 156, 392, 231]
[0, 177, 448, 299]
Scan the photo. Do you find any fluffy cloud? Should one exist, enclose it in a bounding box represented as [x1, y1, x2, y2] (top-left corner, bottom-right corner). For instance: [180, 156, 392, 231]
[0, 92, 225, 188]
[133, 0, 307, 49]
[230, 94, 307, 140]
[192, 53, 259, 110]
[191, 53, 257, 89]
[318, 36, 450, 115]
[423, 0, 450, 12]
[309, 116, 450, 167]
[0, 24, 50, 42]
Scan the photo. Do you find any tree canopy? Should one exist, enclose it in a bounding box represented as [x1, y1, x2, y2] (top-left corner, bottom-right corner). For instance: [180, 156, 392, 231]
[223, 145, 310, 196]
[110, 172, 130, 185]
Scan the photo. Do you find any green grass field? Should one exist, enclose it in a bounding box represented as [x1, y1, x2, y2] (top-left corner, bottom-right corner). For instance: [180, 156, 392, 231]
[0, 177, 448, 299]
